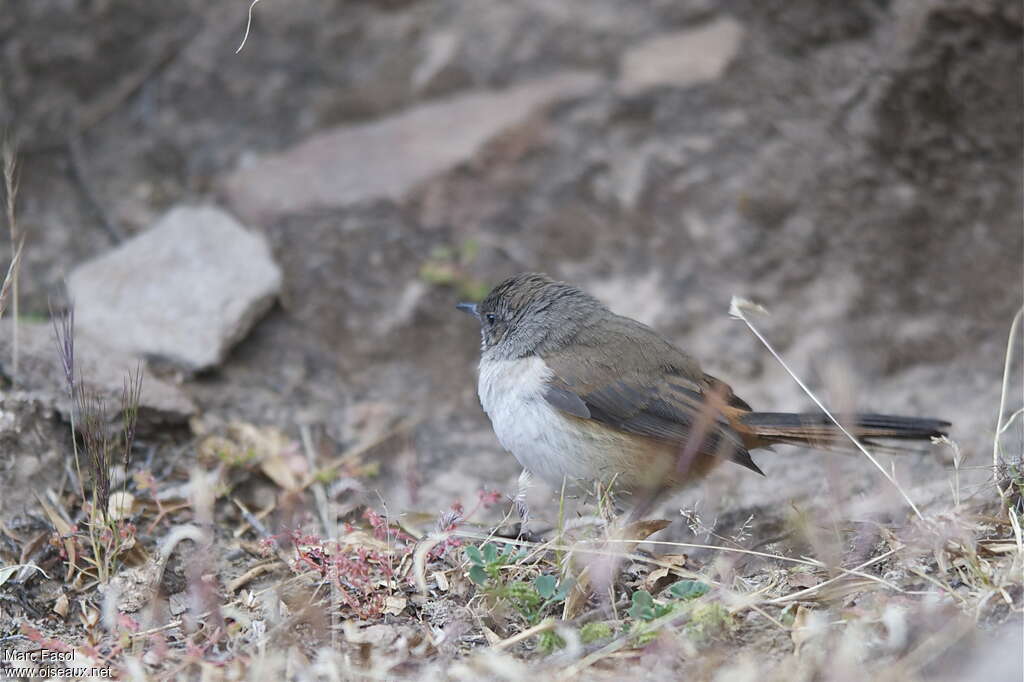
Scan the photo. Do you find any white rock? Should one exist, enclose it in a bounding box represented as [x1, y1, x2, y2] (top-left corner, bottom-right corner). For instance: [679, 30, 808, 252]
[222, 71, 602, 221]
[68, 206, 281, 370]
[617, 18, 744, 96]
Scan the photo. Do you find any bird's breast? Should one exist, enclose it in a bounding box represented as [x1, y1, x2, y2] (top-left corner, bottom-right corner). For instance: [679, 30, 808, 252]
[476, 356, 648, 489]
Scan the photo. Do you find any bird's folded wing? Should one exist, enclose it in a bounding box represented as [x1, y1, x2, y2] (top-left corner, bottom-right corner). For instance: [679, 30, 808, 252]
[540, 318, 762, 474]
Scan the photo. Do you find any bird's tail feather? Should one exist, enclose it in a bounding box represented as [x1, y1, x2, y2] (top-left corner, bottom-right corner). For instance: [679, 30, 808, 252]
[739, 412, 950, 451]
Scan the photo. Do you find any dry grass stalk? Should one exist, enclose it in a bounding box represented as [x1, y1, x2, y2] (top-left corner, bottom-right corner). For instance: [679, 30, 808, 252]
[2, 143, 23, 378]
[730, 296, 924, 519]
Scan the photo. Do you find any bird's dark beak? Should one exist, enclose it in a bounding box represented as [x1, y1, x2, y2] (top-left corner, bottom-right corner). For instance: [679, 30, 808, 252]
[456, 302, 480, 320]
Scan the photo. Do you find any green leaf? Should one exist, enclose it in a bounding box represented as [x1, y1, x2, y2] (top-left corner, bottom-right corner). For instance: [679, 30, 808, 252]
[653, 603, 675, 619]
[482, 543, 498, 564]
[627, 590, 656, 621]
[537, 630, 565, 653]
[534, 574, 557, 599]
[469, 564, 488, 586]
[465, 545, 484, 566]
[668, 580, 709, 600]
[553, 579, 574, 601]
[580, 622, 614, 644]
[506, 581, 541, 608]
[634, 628, 660, 646]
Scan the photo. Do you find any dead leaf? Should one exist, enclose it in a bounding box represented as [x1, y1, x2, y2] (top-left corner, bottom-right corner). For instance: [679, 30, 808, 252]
[53, 593, 70, 618]
[0, 565, 18, 586]
[643, 553, 688, 592]
[619, 519, 672, 541]
[36, 495, 76, 583]
[384, 595, 407, 616]
[790, 605, 813, 656]
[336, 529, 391, 553]
[788, 571, 821, 589]
[80, 602, 100, 630]
[481, 624, 502, 646]
[230, 423, 306, 492]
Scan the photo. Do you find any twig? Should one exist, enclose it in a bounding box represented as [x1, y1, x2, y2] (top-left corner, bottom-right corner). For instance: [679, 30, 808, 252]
[729, 297, 924, 520]
[0, 236, 24, 320]
[230, 498, 270, 539]
[908, 567, 968, 606]
[763, 547, 899, 605]
[745, 602, 791, 631]
[227, 561, 281, 593]
[997, 407, 1024, 436]
[236, 0, 261, 53]
[299, 425, 332, 538]
[3, 143, 20, 380]
[492, 617, 556, 650]
[584, 538, 826, 569]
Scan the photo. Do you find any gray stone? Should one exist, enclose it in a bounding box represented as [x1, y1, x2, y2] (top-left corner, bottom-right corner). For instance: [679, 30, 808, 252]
[616, 17, 744, 96]
[68, 206, 282, 370]
[0, 321, 196, 427]
[222, 71, 602, 221]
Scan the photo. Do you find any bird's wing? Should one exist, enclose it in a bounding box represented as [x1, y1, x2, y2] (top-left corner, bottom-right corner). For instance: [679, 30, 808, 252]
[541, 316, 763, 475]
[702, 372, 753, 411]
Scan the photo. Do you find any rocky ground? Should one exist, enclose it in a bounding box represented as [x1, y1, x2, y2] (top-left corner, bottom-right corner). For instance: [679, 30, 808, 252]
[0, 1, 1021, 680]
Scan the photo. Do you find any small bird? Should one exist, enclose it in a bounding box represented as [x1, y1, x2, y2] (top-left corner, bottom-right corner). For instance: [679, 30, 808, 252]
[458, 272, 949, 502]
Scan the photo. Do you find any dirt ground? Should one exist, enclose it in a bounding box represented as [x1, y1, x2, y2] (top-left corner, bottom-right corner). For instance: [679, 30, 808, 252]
[0, 1, 1021, 680]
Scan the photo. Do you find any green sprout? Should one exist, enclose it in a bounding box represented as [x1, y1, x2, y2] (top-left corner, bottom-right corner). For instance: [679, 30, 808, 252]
[627, 580, 723, 645]
[465, 543, 573, 653]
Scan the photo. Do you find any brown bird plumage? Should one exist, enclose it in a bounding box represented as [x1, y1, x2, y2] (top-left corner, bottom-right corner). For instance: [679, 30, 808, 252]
[461, 272, 950, 497]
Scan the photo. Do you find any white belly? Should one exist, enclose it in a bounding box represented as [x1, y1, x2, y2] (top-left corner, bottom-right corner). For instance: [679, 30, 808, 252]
[477, 356, 633, 489]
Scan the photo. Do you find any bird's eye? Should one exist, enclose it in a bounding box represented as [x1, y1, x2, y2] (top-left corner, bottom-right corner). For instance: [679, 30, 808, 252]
[485, 313, 497, 324]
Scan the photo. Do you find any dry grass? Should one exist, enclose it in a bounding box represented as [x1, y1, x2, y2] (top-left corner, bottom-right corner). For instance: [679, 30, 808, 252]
[1, 144, 24, 330]
[0, 306, 1020, 680]
[1, 142, 27, 389]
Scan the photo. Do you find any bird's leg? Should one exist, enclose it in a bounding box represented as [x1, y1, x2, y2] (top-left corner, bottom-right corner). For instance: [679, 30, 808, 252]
[491, 470, 546, 542]
[627, 485, 666, 523]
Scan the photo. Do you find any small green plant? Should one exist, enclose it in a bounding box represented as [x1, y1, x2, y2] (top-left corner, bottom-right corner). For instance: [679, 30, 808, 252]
[579, 621, 614, 644]
[465, 543, 573, 653]
[627, 580, 716, 645]
[465, 541, 525, 586]
[685, 602, 734, 643]
[627, 589, 675, 623]
[668, 580, 710, 600]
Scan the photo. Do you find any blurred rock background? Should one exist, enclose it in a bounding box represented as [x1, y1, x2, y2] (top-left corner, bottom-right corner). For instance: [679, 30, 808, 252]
[0, 0, 1020, 523]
